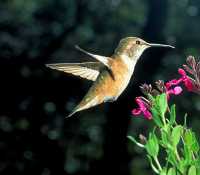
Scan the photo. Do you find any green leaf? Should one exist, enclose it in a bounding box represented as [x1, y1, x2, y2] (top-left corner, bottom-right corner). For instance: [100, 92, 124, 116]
[184, 130, 193, 146]
[188, 165, 196, 175]
[177, 159, 187, 174]
[167, 168, 176, 175]
[161, 129, 173, 149]
[160, 168, 167, 175]
[192, 134, 200, 153]
[184, 130, 199, 152]
[183, 145, 192, 165]
[157, 93, 168, 118]
[197, 166, 200, 175]
[169, 104, 176, 125]
[194, 157, 200, 172]
[151, 107, 163, 127]
[161, 129, 168, 146]
[171, 125, 183, 147]
[194, 158, 200, 175]
[145, 132, 159, 157]
[150, 93, 168, 127]
[166, 150, 178, 166]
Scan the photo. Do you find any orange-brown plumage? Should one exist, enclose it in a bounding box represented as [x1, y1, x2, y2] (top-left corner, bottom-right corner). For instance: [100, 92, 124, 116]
[69, 57, 129, 116]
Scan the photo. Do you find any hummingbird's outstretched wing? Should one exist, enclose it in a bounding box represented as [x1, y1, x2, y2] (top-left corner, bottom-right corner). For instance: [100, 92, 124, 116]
[46, 62, 103, 81]
[75, 45, 112, 69]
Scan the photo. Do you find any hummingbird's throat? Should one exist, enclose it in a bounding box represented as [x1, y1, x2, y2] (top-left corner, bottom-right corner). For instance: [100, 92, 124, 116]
[120, 54, 138, 72]
[119, 45, 148, 71]
[124, 46, 147, 61]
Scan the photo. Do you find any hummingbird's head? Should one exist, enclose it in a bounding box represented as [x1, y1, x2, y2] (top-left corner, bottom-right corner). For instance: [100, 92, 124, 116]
[114, 37, 174, 61]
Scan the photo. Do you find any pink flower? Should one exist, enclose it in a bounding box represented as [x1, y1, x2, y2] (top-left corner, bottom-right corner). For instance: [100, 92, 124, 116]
[165, 78, 183, 99]
[132, 65, 195, 121]
[167, 86, 182, 96]
[165, 79, 182, 89]
[132, 97, 152, 120]
[164, 68, 194, 99]
[178, 68, 194, 91]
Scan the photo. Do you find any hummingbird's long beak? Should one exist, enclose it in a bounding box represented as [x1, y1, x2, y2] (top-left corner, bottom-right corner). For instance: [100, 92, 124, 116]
[148, 43, 175, 49]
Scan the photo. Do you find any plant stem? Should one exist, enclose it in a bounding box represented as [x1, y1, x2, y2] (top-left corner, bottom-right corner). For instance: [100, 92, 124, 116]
[162, 114, 167, 127]
[175, 148, 181, 161]
[154, 156, 162, 172]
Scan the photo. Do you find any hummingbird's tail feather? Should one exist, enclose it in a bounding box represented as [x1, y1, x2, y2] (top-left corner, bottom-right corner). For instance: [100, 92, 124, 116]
[66, 110, 78, 118]
[66, 96, 100, 119]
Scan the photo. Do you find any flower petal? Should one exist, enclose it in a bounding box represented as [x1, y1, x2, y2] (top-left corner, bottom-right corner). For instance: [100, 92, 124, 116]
[184, 79, 194, 91]
[178, 68, 194, 91]
[132, 97, 152, 120]
[165, 79, 182, 88]
[178, 68, 186, 76]
[173, 86, 183, 95]
[132, 109, 141, 115]
[135, 97, 147, 111]
[143, 110, 152, 120]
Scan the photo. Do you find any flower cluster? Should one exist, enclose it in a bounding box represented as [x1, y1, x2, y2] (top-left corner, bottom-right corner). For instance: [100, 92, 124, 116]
[132, 56, 200, 119]
[132, 97, 152, 120]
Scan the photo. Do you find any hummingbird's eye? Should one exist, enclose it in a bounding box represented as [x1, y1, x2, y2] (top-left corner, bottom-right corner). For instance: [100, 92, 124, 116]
[136, 40, 141, 45]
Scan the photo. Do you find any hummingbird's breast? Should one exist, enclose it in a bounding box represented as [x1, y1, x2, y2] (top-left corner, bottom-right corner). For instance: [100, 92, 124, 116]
[89, 56, 134, 103]
[109, 56, 135, 98]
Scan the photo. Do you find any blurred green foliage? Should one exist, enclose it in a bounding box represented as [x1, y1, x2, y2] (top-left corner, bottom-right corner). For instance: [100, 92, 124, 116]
[0, 0, 200, 175]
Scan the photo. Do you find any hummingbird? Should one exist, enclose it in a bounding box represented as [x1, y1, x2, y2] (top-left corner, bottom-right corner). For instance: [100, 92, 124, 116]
[46, 37, 174, 118]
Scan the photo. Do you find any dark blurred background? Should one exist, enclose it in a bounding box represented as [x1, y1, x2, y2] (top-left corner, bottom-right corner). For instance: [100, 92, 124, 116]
[0, 0, 200, 175]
